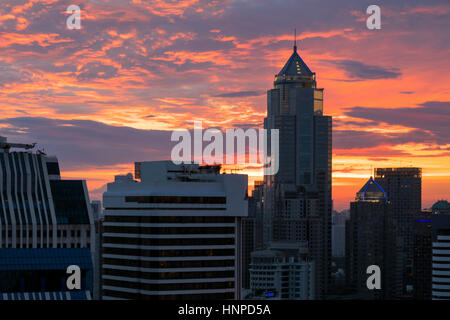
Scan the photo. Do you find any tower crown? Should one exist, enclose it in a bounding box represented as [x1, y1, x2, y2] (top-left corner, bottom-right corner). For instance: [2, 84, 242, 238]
[356, 177, 387, 203]
[277, 49, 313, 78]
[274, 36, 315, 86]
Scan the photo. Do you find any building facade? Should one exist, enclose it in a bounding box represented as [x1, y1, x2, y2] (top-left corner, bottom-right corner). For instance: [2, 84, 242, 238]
[249, 241, 314, 300]
[101, 161, 248, 300]
[412, 211, 432, 300]
[332, 211, 348, 258]
[262, 42, 332, 298]
[431, 202, 450, 300]
[374, 167, 422, 298]
[0, 136, 94, 300]
[91, 200, 103, 300]
[345, 177, 392, 299]
[242, 181, 264, 292]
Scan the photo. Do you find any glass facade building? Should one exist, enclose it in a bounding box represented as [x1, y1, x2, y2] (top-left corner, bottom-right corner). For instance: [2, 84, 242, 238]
[262, 44, 332, 298]
[0, 137, 94, 300]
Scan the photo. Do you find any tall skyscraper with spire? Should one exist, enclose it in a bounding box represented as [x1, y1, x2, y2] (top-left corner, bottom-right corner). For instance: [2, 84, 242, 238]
[262, 38, 332, 298]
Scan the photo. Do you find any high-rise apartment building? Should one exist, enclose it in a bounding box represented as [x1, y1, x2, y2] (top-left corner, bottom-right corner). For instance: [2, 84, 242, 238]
[101, 161, 248, 300]
[262, 42, 332, 298]
[0, 136, 94, 300]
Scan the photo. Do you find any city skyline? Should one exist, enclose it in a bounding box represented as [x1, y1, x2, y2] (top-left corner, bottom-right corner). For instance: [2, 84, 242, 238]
[0, 0, 449, 211]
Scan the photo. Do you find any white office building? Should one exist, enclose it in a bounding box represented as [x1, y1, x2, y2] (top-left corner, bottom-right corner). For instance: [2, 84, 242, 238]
[432, 206, 450, 300]
[248, 241, 315, 300]
[101, 161, 248, 300]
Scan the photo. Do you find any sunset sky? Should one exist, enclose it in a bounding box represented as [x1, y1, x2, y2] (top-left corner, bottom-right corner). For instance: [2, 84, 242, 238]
[0, 0, 449, 210]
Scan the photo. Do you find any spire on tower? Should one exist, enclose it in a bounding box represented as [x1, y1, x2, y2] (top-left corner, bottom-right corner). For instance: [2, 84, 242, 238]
[294, 28, 297, 52]
[275, 29, 314, 80]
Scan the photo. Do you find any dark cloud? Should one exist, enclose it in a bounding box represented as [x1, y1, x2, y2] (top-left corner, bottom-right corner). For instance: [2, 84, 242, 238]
[76, 62, 119, 81]
[343, 101, 450, 144]
[323, 59, 401, 80]
[333, 128, 435, 150]
[0, 117, 173, 168]
[214, 91, 263, 98]
[332, 119, 379, 128]
[0, 65, 33, 87]
[0, 117, 269, 170]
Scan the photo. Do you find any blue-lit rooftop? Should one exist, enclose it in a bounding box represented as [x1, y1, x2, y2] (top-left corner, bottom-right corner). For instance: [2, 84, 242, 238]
[356, 177, 387, 203]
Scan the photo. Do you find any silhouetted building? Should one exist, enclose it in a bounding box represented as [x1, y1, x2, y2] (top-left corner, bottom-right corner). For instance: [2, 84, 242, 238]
[91, 200, 103, 300]
[263, 41, 332, 298]
[345, 177, 391, 299]
[432, 200, 450, 215]
[412, 211, 432, 300]
[332, 211, 348, 258]
[101, 161, 248, 300]
[242, 182, 265, 295]
[374, 168, 422, 298]
[242, 211, 255, 291]
[0, 136, 94, 300]
[251, 181, 264, 251]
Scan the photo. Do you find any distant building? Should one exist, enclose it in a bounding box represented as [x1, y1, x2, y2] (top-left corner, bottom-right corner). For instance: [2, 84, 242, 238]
[249, 241, 314, 300]
[374, 167, 422, 298]
[101, 161, 248, 300]
[91, 200, 102, 220]
[250, 181, 264, 251]
[91, 200, 103, 300]
[332, 211, 348, 258]
[345, 177, 391, 299]
[412, 211, 432, 300]
[242, 181, 264, 291]
[432, 200, 450, 215]
[0, 136, 94, 300]
[431, 200, 450, 300]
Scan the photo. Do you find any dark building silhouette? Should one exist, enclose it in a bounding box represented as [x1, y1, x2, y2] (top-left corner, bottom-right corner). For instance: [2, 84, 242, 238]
[412, 211, 432, 300]
[242, 182, 264, 291]
[432, 200, 450, 215]
[345, 177, 392, 299]
[262, 42, 332, 298]
[242, 210, 255, 291]
[374, 168, 422, 298]
[345, 168, 427, 300]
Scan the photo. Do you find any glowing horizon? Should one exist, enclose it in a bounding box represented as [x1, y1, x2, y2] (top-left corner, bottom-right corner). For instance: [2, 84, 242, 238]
[0, 0, 449, 211]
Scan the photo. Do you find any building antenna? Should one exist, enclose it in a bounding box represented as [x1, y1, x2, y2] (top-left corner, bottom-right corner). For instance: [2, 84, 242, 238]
[294, 28, 297, 52]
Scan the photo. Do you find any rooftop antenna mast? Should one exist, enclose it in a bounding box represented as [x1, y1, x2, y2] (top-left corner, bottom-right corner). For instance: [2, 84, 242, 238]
[294, 28, 297, 52]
